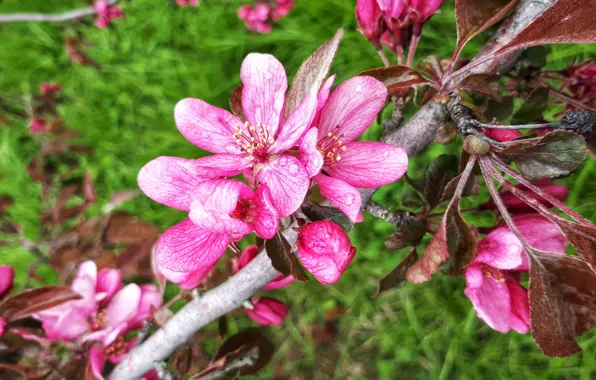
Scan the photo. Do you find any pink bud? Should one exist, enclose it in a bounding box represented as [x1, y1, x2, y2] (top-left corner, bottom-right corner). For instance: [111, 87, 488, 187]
[297, 221, 356, 284]
[245, 297, 288, 326]
[409, 0, 444, 23]
[0, 265, 15, 300]
[482, 128, 522, 143]
[97, 268, 122, 303]
[355, 0, 383, 49]
[29, 118, 46, 133]
[0, 317, 7, 338]
[40, 82, 62, 96]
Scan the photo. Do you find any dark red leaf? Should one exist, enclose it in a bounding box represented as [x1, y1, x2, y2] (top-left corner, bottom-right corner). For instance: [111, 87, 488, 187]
[171, 346, 193, 377]
[284, 28, 343, 118]
[265, 232, 309, 282]
[230, 85, 245, 121]
[457, 74, 502, 101]
[529, 252, 596, 356]
[104, 212, 160, 245]
[359, 65, 429, 95]
[0, 286, 80, 322]
[373, 248, 418, 298]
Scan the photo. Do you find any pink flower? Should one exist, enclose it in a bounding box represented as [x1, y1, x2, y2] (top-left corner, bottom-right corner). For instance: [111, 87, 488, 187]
[481, 180, 568, 213]
[0, 317, 6, 339]
[94, 0, 124, 29]
[356, 0, 384, 49]
[176, 0, 199, 7]
[29, 118, 46, 133]
[89, 342, 158, 380]
[300, 76, 408, 222]
[408, 0, 444, 24]
[232, 245, 294, 290]
[464, 214, 567, 333]
[97, 268, 122, 304]
[238, 4, 272, 34]
[173, 53, 319, 218]
[0, 265, 15, 300]
[245, 297, 288, 326]
[296, 221, 356, 284]
[40, 82, 62, 96]
[271, 0, 294, 21]
[482, 128, 522, 143]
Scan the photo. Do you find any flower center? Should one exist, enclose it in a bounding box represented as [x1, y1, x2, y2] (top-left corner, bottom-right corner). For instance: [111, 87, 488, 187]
[480, 263, 506, 283]
[104, 335, 129, 359]
[317, 127, 346, 166]
[230, 197, 253, 223]
[92, 308, 108, 331]
[234, 122, 274, 162]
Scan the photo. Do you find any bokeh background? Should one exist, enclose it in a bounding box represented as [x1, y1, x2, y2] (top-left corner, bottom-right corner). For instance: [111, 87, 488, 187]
[1, 0, 596, 378]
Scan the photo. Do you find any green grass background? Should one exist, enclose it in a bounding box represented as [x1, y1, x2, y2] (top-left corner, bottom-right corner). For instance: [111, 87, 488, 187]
[1, 0, 596, 378]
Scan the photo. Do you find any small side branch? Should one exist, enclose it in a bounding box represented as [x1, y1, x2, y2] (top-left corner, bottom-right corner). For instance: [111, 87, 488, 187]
[0, 0, 118, 24]
[365, 202, 411, 227]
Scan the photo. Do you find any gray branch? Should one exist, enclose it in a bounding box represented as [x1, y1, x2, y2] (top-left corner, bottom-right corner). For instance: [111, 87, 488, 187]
[0, 0, 119, 23]
[110, 1, 557, 378]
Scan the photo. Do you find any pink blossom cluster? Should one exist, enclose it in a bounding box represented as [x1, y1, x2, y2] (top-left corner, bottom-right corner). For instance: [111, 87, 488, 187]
[94, 0, 124, 29]
[559, 60, 596, 112]
[238, 0, 294, 34]
[138, 53, 407, 291]
[466, 184, 569, 333]
[0, 265, 16, 338]
[356, 0, 444, 52]
[33, 261, 161, 379]
[176, 0, 199, 7]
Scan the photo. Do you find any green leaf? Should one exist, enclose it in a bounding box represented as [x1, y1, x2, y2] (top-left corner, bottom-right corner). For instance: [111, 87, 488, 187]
[373, 248, 418, 298]
[424, 154, 460, 210]
[502, 130, 588, 180]
[511, 87, 549, 124]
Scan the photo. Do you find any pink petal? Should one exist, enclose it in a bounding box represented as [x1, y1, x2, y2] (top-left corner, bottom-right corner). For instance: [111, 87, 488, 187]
[483, 128, 522, 143]
[245, 297, 288, 326]
[71, 261, 99, 315]
[474, 227, 525, 271]
[193, 153, 253, 175]
[97, 268, 122, 304]
[514, 214, 568, 256]
[314, 174, 361, 223]
[232, 245, 260, 274]
[104, 284, 142, 328]
[296, 221, 356, 284]
[0, 265, 15, 300]
[256, 155, 310, 217]
[247, 185, 279, 239]
[273, 86, 317, 153]
[299, 127, 324, 178]
[325, 142, 408, 188]
[89, 345, 106, 380]
[189, 179, 252, 237]
[128, 284, 162, 330]
[310, 75, 336, 129]
[159, 264, 214, 290]
[507, 281, 531, 334]
[464, 275, 512, 333]
[155, 219, 230, 272]
[240, 54, 288, 136]
[355, 0, 383, 46]
[317, 76, 387, 143]
[38, 308, 90, 340]
[377, 0, 406, 18]
[174, 98, 242, 154]
[263, 274, 294, 290]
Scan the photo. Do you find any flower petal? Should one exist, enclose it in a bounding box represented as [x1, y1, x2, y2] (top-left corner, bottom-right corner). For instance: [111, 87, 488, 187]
[325, 142, 408, 188]
[174, 98, 242, 154]
[89, 345, 106, 380]
[314, 174, 361, 223]
[245, 297, 288, 326]
[155, 219, 230, 272]
[189, 179, 252, 237]
[97, 268, 122, 304]
[299, 127, 324, 178]
[241, 53, 288, 135]
[317, 76, 386, 142]
[507, 281, 531, 334]
[464, 276, 512, 333]
[0, 265, 15, 300]
[247, 185, 279, 239]
[273, 86, 317, 153]
[159, 264, 215, 290]
[296, 221, 356, 284]
[256, 155, 310, 217]
[104, 284, 142, 328]
[128, 284, 162, 330]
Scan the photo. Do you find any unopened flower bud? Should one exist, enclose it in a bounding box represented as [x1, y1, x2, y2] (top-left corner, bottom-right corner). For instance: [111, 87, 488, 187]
[463, 135, 490, 156]
[434, 123, 457, 145]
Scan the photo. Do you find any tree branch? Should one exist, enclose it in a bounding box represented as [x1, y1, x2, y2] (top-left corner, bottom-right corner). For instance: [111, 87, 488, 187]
[365, 202, 412, 227]
[110, 1, 558, 378]
[0, 0, 119, 24]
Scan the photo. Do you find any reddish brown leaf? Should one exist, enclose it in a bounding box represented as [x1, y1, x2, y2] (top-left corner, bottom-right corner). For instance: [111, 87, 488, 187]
[454, 0, 520, 59]
[116, 242, 156, 277]
[105, 212, 160, 245]
[494, 0, 596, 55]
[65, 38, 100, 69]
[0, 286, 80, 322]
[374, 248, 418, 298]
[529, 253, 596, 356]
[457, 74, 502, 101]
[284, 28, 343, 118]
[549, 217, 596, 272]
[0, 363, 50, 379]
[171, 347, 192, 377]
[230, 85, 245, 121]
[359, 65, 429, 95]
[416, 56, 444, 83]
[265, 232, 309, 282]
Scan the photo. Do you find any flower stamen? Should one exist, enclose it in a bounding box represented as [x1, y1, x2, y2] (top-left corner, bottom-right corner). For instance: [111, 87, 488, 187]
[317, 126, 346, 166]
[233, 122, 274, 162]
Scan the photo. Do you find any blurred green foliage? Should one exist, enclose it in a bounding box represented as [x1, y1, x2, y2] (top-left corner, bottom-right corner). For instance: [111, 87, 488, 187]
[1, 0, 596, 378]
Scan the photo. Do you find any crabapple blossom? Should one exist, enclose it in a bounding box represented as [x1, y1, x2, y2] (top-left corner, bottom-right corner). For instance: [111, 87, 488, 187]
[356, 0, 384, 49]
[464, 214, 567, 333]
[238, 0, 294, 33]
[176, 0, 199, 7]
[245, 297, 289, 326]
[297, 221, 356, 284]
[94, 0, 124, 29]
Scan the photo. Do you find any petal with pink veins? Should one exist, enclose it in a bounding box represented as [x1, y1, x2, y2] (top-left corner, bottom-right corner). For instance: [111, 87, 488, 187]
[245, 297, 288, 326]
[240, 54, 288, 135]
[507, 281, 531, 333]
[256, 155, 310, 217]
[464, 274, 512, 333]
[247, 185, 279, 239]
[155, 219, 231, 272]
[189, 179, 252, 237]
[273, 86, 317, 153]
[314, 174, 362, 223]
[97, 268, 122, 304]
[299, 127, 324, 178]
[159, 264, 215, 290]
[325, 142, 408, 188]
[174, 98, 242, 154]
[296, 221, 356, 284]
[128, 284, 162, 330]
[317, 76, 387, 142]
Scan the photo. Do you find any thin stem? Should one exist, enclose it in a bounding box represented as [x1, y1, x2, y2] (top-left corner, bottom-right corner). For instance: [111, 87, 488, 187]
[490, 154, 591, 225]
[161, 293, 183, 310]
[365, 202, 411, 227]
[397, 47, 405, 66]
[549, 90, 596, 113]
[478, 157, 537, 257]
[377, 49, 390, 68]
[478, 122, 562, 130]
[406, 34, 419, 68]
[0, 0, 119, 23]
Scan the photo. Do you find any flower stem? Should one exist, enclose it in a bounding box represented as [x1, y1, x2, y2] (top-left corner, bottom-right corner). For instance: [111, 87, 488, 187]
[377, 49, 390, 68]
